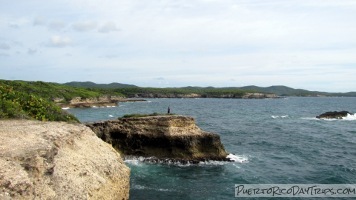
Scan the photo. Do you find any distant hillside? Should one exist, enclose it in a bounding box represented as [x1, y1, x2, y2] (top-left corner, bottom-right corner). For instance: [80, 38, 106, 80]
[238, 85, 356, 97]
[238, 85, 327, 96]
[64, 81, 138, 89]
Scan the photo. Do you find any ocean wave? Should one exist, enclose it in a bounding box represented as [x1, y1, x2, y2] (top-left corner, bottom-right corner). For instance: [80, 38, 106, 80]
[124, 154, 249, 166]
[61, 107, 70, 110]
[226, 154, 249, 163]
[133, 184, 172, 192]
[271, 115, 289, 119]
[342, 113, 356, 120]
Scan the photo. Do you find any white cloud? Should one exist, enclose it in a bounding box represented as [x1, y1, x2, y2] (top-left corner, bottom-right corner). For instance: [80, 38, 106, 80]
[49, 35, 72, 47]
[98, 22, 119, 33]
[0, 43, 10, 50]
[27, 48, 37, 55]
[33, 16, 46, 26]
[0, 0, 355, 92]
[49, 21, 66, 31]
[72, 21, 97, 32]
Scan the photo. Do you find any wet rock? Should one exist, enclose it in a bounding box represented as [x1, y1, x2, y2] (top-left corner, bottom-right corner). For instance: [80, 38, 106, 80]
[316, 111, 351, 119]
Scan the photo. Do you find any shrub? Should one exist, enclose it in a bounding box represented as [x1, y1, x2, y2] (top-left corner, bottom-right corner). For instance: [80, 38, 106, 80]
[0, 85, 78, 122]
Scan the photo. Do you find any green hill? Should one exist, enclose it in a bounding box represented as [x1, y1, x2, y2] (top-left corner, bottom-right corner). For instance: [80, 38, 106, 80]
[64, 81, 137, 89]
[238, 85, 327, 96]
[0, 79, 123, 122]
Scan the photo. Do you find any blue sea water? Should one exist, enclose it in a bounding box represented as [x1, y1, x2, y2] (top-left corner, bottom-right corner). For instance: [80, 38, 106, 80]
[68, 97, 356, 199]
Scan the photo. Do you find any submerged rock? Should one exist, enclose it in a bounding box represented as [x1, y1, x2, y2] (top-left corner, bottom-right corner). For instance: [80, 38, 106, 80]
[87, 115, 229, 162]
[316, 111, 351, 119]
[0, 120, 130, 200]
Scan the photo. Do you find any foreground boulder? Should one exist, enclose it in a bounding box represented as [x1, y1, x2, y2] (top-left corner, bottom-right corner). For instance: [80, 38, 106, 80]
[316, 111, 351, 119]
[87, 115, 228, 163]
[0, 120, 130, 200]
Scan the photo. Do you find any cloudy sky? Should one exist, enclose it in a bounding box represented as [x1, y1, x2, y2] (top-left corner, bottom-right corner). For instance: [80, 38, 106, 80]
[1, 0, 355, 92]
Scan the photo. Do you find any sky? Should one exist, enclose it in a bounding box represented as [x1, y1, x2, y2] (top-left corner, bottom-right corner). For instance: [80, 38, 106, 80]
[0, 0, 356, 92]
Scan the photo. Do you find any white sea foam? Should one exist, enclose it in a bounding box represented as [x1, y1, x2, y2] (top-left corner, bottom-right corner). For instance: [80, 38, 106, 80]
[108, 115, 114, 118]
[301, 117, 319, 120]
[226, 154, 249, 163]
[271, 115, 289, 119]
[124, 156, 146, 165]
[124, 155, 249, 166]
[342, 113, 356, 120]
[61, 107, 70, 110]
[198, 160, 226, 166]
[133, 184, 171, 192]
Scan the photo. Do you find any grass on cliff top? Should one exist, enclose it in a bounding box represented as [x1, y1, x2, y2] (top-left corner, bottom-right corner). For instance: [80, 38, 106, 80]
[120, 113, 176, 119]
[0, 84, 79, 122]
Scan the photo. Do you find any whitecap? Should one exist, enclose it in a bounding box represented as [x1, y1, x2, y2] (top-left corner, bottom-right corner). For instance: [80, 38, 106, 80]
[342, 113, 356, 121]
[226, 154, 249, 163]
[301, 117, 319, 120]
[108, 115, 114, 118]
[124, 156, 146, 166]
[133, 184, 171, 192]
[92, 106, 97, 108]
[198, 160, 226, 166]
[271, 115, 289, 119]
[61, 107, 70, 110]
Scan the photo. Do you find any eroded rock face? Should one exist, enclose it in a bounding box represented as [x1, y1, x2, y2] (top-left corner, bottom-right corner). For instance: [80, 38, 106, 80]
[87, 115, 228, 162]
[316, 111, 351, 119]
[0, 120, 130, 200]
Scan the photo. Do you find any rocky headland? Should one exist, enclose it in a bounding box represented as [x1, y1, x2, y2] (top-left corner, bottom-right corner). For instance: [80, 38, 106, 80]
[56, 96, 146, 108]
[87, 115, 229, 163]
[0, 120, 130, 200]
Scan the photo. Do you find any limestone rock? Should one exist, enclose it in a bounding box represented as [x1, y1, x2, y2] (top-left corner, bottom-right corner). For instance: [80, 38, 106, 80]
[0, 120, 130, 200]
[87, 115, 228, 162]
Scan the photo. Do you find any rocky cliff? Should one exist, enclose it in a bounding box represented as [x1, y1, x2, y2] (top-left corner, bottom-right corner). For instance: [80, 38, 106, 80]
[87, 115, 228, 163]
[0, 120, 130, 200]
[57, 96, 122, 108]
[56, 96, 146, 108]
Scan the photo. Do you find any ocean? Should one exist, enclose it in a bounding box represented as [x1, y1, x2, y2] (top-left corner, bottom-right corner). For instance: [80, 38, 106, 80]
[68, 97, 356, 199]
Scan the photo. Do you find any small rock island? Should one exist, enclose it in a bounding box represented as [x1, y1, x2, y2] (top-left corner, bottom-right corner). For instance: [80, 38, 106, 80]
[87, 115, 229, 163]
[316, 111, 351, 119]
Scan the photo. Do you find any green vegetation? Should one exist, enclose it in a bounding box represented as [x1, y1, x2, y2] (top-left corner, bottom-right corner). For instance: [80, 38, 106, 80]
[0, 84, 78, 122]
[114, 87, 248, 98]
[0, 80, 124, 103]
[64, 81, 138, 89]
[121, 113, 176, 118]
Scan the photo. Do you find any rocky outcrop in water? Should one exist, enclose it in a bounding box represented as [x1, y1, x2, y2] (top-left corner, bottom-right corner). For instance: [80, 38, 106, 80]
[0, 120, 130, 200]
[87, 115, 229, 163]
[316, 111, 351, 119]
